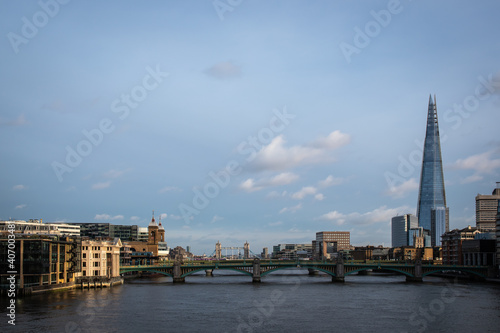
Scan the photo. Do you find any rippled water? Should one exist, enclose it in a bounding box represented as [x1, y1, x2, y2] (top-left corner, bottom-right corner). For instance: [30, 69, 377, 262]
[2, 269, 500, 333]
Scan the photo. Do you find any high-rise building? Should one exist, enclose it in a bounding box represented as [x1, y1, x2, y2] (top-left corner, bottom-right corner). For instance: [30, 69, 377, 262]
[392, 214, 418, 247]
[475, 183, 500, 232]
[416, 95, 449, 246]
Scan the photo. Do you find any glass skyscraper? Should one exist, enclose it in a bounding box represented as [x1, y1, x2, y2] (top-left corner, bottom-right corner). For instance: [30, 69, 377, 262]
[416, 95, 449, 246]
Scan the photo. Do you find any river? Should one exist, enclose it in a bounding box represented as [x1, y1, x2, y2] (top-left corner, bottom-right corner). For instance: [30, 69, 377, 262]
[2, 270, 500, 333]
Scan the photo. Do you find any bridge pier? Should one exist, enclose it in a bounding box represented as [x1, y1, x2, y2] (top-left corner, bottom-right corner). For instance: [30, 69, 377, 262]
[205, 269, 213, 277]
[252, 258, 261, 283]
[308, 268, 319, 275]
[406, 260, 423, 283]
[332, 256, 345, 283]
[173, 261, 185, 283]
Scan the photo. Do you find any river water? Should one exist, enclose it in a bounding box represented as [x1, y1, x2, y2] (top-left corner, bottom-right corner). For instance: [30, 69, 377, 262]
[2, 269, 500, 333]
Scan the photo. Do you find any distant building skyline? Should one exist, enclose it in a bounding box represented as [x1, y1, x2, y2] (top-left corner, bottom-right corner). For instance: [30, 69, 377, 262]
[416, 95, 449, 246]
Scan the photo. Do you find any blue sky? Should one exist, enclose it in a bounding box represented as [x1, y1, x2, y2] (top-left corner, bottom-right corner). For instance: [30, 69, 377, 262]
[1, 0, 499, 255]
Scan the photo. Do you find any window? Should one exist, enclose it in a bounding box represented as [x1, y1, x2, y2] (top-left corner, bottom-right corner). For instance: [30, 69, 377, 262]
[82, 262, 86, 267]
[94, 270, 99, 276]
[83, 270, 86, 276]
[82, 253, 86, 259]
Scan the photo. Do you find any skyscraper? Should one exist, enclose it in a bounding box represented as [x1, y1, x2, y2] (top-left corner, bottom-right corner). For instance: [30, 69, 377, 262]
[391, 214, 418, 247]
[416, 95, 449, 246]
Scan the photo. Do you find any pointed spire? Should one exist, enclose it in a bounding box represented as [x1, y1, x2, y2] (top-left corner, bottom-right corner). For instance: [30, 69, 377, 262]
[428, 94, 433, 105]
[149, 210, 157, 227]
[158, 214, 164, 230]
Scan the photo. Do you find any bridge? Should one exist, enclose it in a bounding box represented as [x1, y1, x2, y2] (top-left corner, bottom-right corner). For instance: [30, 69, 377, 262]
[120, 258, 493, 283]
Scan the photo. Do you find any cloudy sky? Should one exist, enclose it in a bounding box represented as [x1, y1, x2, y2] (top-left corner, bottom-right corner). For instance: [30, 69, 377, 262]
[1, 0, 499, 255]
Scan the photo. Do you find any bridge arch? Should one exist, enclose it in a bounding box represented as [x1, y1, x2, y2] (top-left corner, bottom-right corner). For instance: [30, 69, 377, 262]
[120, 268, 173, 278]
[260, 264, 337, 277]
[181, 267, 253, 278]
[422, 268, 487, 279]
[344, 267, 414, 278]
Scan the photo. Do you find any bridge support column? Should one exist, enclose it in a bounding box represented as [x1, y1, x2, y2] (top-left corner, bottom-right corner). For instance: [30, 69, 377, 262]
[406, 260, 423, 282]
[308, 268, 318, 275]
[332, 257, 345, 283]
[252, 258, 261, 283]
[173, 261, 185, 283]
[205, 269, 213, 277]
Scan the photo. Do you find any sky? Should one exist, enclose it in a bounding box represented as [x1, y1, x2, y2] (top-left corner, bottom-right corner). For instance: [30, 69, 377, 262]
[1, 0, 499, 255]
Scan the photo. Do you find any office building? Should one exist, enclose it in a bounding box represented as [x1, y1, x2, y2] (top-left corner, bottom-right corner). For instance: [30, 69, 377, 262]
[75, 223, 139, 241]
[416, 95, 449, 246]
[314, 231, 350, 259]
[476, 183, 500, 232]
[391, 214, 418, 247]
[272, 243, 313, 260]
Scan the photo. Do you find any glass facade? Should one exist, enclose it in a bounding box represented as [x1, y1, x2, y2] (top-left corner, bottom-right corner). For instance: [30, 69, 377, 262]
[417, 95, 448, 243]
[391, 214, 418, 247]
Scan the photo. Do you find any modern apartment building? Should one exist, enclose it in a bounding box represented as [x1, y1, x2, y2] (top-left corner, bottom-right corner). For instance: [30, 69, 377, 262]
[0, 234, 81, 290]
[441, 226, 479, 265]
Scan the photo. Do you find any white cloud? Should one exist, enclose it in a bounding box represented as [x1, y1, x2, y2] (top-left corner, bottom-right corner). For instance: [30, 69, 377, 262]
[91, 181, 111, 190]
[385, 178, 419, 198]
[15, 204, 27, 209]
[310, 130, 351, 149]
[205, 61, 241, 79]
[160, 213, 168, 219]
[451, 150, 500, 174]
[279, 203, 302, 214]
[318, 175, 345, 188]
[94, 214, 124, 220]
[291, 186, 317, 200]
[314, 193, 325, 201]
[168, 214, 183, 220]
[240, 178, 260, 192]
[239, 172, 299, 192]
[12, 184, 26, 191]
[250, 131, 350, 171]
[449, 150, 500, 184]
[130, 216, 141, 221]
[318, 205, 411, 226]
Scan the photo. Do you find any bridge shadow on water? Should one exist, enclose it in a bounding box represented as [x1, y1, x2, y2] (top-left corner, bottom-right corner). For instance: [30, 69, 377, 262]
[123, 268, 442, 285]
